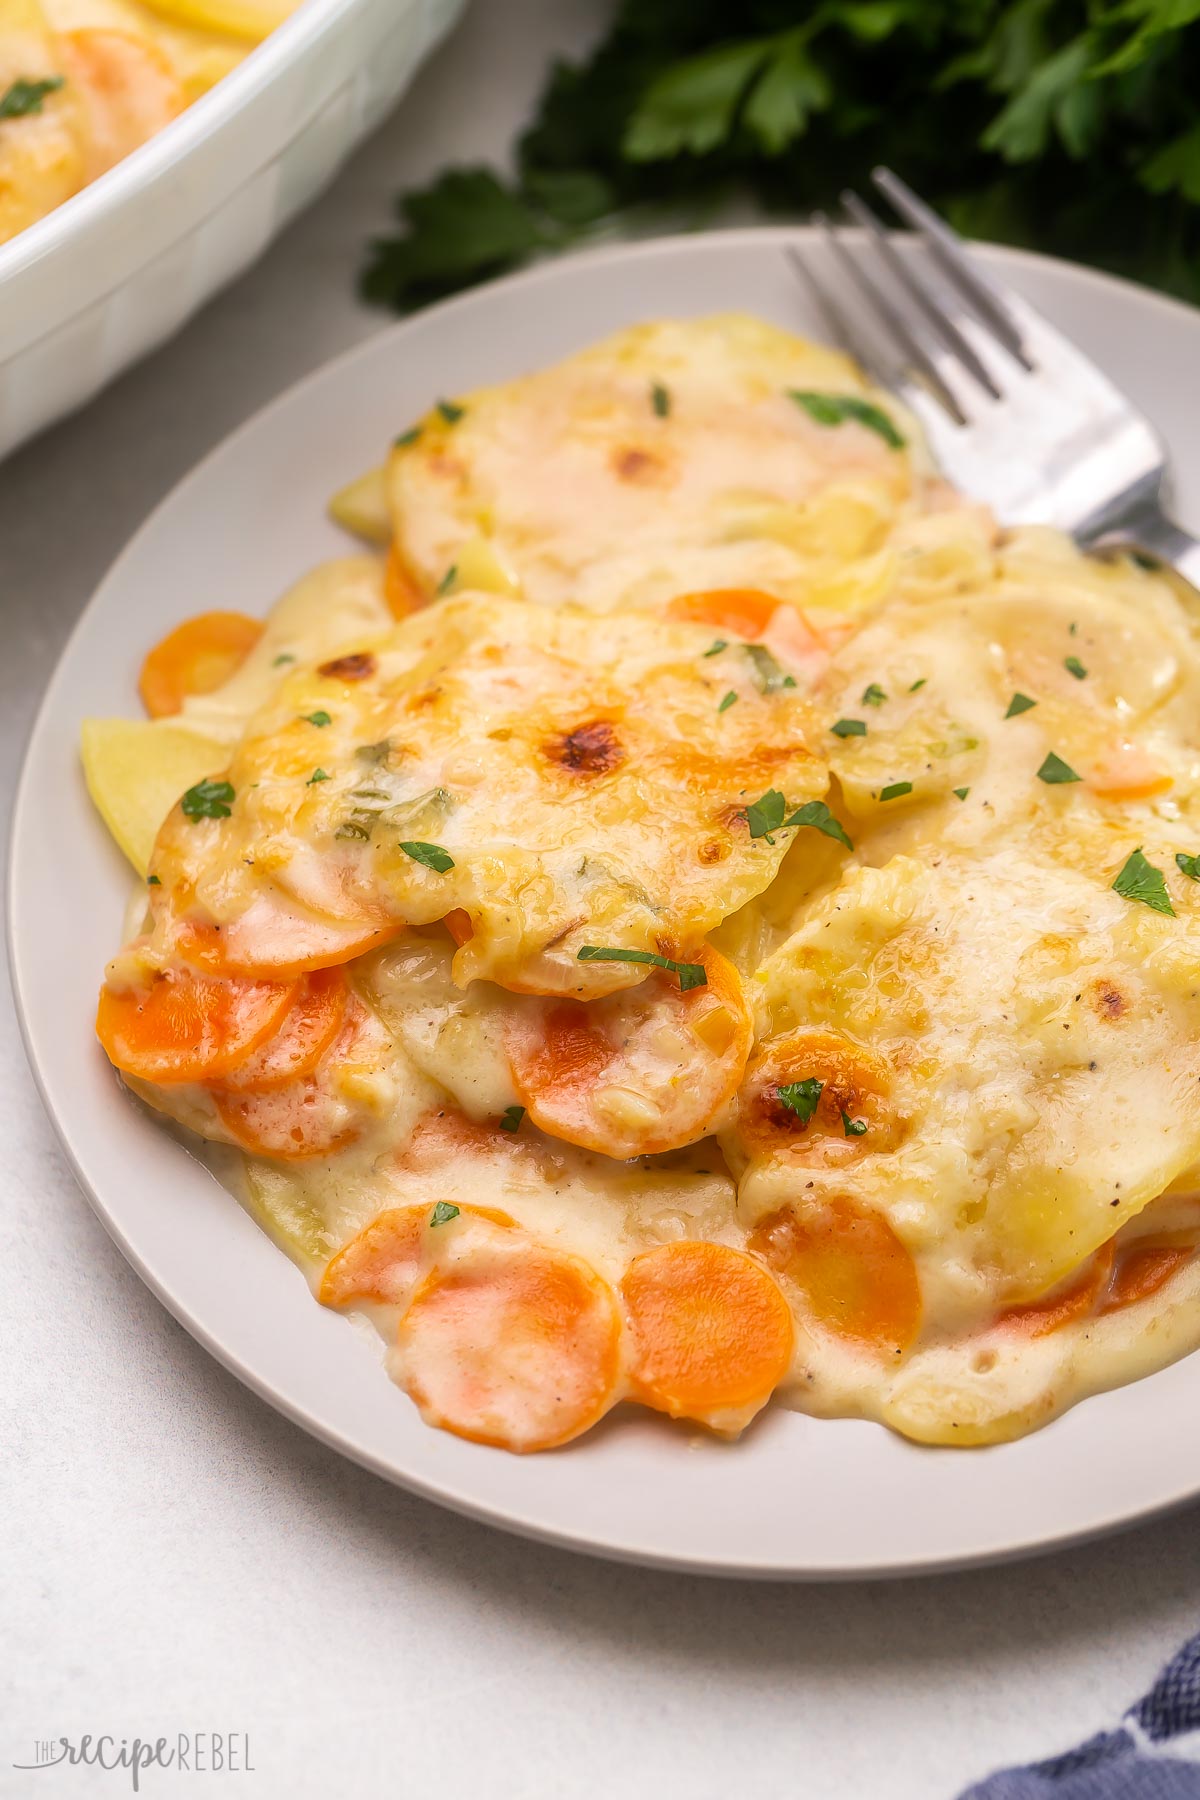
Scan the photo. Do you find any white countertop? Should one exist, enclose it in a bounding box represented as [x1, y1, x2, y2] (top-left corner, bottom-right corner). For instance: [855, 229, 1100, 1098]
[5, 4, 1200, 1794]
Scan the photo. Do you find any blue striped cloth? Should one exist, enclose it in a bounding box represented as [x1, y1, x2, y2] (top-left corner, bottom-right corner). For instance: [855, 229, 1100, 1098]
[961, 1634, 1200, 1797]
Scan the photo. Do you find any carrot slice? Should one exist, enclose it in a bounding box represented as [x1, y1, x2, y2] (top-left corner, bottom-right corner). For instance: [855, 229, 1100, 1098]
[667, 589, 781, 639]
[58, 28, 184, 182]
[997, 1244, 1115, 1338]
[444, 908, 474, 946]
[506, 944, 752, 1157]
[750, 1197, 921, 1354]
[397, 1240, 621, 1452]
[1088, 744, 1173, 800]
[319, 1202, 516, 1308]
[170, 889, 402, 979]
[737, 1028, 898, 1161]
[1101, 1241, 1193, 1315]
[96, 965, 295, 1084]
[138, 611, 263, 718]
[211, 997, 381, 1159]
[219, 966, 348, 1092]
[384, 544, 426, 618]
[622, 1240, 793, 1429]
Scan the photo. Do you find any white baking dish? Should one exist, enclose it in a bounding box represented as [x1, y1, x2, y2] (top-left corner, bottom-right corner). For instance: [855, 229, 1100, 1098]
[0, 0, 465, 459]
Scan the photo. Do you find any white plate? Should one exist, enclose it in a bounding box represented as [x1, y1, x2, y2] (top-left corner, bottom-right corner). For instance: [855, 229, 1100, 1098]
[12, 229, 1200, 1578]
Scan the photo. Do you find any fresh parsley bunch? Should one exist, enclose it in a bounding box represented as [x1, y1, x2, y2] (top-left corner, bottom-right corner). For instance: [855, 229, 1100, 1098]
[362, 0, 1200, 310]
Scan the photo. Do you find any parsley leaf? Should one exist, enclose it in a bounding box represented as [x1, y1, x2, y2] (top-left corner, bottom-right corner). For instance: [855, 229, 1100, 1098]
[953, 786, 970, 800]
[880, 780, 913, 801]
[744, 643, 796, 693]
[777, 1077, 824, 1124]
[273, 653, 295, 667]
[429, 1201, 460, 1227]
[0, 76, 63, 121]
[831, 718, 866, 738]
[182, 778, 235, 820]
[394, 426, 422, 447]
[400, 841, 455, 872]
[436, 564, 457, 596]
[577, 946, 707, 990]
[785, 800, 853, 851]
[1037, 751, 1081, 784]
[1177, 852, 1200, 881]
[744, 788, 787, 842]
[703, 639, 727, 657]
[1064, 655, 1088, 679]
[651, 381, 671, 417]
[147, 874, 161, 885]
[789, 390, 905, 448]
[499, 1105, 526, 1132]
[302, 710, 332, 727]
[718, 690, 738, 713]
[909, 678, 927, 693]
[841, 1111, 868, 1137]
[437, 399, 465, 424]
[1005, 692, 1037, 718]
[306, 768, 330, 785]
[862, 682, 887, 706]
[1113, 847, 1175, 917]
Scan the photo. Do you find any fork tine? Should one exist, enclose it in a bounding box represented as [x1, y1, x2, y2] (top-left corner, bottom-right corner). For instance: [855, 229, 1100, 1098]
[839, 190, 1003, 400]
[869, 167, 1032, 368]
[783, 243, 898, 390]
[808, 212, 967, 423]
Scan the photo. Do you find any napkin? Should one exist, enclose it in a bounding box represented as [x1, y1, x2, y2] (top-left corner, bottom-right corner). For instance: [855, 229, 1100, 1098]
[961, 1632, 1200, 1796]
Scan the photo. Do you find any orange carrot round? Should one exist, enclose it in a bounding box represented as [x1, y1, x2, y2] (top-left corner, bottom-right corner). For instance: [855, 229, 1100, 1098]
[397, 1240, 621, 1452]
[211, 997, 379, 1159]
[138, 611, 264, 717]
[219, 966, 348, 1092]
[319, 1202, 516, 1308]
[666, 589, 781, 639]
[750, 1196, 921, 1354]
[96, 965, 295, 1084]
[384, 544, 427, 618]
[622, 1240, 793, 1428]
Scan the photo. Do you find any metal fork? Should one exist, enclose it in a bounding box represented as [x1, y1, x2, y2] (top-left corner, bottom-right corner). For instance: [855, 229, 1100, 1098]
[788, 168, 1200, 588]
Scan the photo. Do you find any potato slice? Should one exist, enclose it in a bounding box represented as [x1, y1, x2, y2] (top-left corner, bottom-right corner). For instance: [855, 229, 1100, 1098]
[135, 0, 292, 42]
[81, 715, 226, 874]
[328, 466, 390, 547]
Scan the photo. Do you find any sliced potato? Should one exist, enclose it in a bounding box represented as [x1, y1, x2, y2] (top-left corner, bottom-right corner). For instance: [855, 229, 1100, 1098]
[135, 0, 291, 41]
[328, 466, 390, 547]
[81, 715, 226, 874]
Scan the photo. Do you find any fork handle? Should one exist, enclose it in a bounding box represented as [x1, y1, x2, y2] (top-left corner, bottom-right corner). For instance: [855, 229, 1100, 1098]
[1095, 507, 1200, 593]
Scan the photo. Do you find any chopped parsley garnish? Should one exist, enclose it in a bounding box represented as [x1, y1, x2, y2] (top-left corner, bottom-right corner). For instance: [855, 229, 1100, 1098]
[147, 874, 161, 885]
[1069, 621, 1079, 635]
[1064, 656, 1088, 680]
[306, 768, 330, 785]
[437, 399, 465, 424]
[787, 800, 853, 851]
[394, 425, 422, 447]
[302, 710, 332, 727]
[576, 946, 707, 991]
[862, 683, 887, 707]
[743, 789, 853, 851]
[651, 381, 670, 417]
[273, 653, 295, 667]
[718, 690, 738, 713]
[703, 639, 727, 657]
[909, 678, 927, 692]
[499, 1105, 525, 1133]
[435, 564, 457, 596]
[777, 1078, 824, 1124]
[880, 780, 913, 801]
[1005, 693, 1037, 718]
[831, 718, 866, 738]
[0, 76, 63, 121]
[788, 390, 905, 449]
[1037, 752, 1081, 785]
[1112, 847, 1175, 917]
[744, 643, 795, 693]
[400, 840, 455, 872]
[953, 787, 970, 800]
[1176, 852, 1200, 881]
[429, 1201, 460, 1227]
[182, 777, 235, 819]
[841, 1111, 868, 1137]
